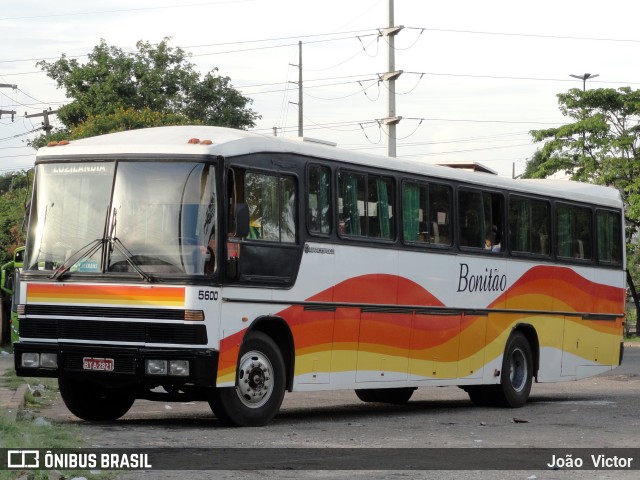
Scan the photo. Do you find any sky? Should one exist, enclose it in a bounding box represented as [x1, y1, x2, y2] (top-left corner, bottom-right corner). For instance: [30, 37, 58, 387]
[1, 0, 639, 178]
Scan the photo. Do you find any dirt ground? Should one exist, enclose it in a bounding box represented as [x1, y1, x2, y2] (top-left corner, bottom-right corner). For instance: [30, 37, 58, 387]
[27, 347, 640, 480]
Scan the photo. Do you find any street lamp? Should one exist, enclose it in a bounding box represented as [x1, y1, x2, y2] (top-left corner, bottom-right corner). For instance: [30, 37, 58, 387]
[570, 73, 599, 91]
[569, 73, 599, 161]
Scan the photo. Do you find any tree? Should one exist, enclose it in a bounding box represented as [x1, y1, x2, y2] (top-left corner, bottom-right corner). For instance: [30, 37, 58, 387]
[0, 171, 31, 265]
[527, 86, 640, 230]
[526, 86, 640, 316]
[31, 38, 260, 148]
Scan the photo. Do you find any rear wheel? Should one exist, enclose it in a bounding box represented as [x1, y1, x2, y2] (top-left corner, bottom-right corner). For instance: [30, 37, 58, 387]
[494, 332, 533, 407]
[209, 331, 286, 427]
[59, 377, 135, 421]
[465, 332, 533, 408]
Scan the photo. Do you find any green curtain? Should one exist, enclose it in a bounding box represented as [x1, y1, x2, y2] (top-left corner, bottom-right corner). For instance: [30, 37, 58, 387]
[341, 174, 361, 236]
[517, 199, 530, 252]
[403, 183, 420, 242]
[597, 212, 616, 262]
[376, 179, 391, 239]
[319, 169, 330, 233]
[557, 206, 572, 257]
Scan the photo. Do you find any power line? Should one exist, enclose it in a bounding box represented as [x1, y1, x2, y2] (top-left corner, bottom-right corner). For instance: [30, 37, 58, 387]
[398, 142, 535, 158]
[408, 26, 640, 44]
[0, 30, 379, 64]
[0, 0, 255, 21]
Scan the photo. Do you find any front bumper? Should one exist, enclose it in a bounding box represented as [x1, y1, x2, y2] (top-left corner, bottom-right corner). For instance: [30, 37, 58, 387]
[14, 342, 219, 388]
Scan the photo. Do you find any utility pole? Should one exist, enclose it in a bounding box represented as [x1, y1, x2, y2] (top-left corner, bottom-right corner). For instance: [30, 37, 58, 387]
[25, 108, 59, 135]
[289, 41, 304, 137]
[0, 83, 18, 121]
[380, 0, 403, 157]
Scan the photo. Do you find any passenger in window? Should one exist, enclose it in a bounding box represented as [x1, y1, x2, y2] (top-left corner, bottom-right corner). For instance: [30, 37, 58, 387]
[485, 226, 501, 253]
[338, 214, 346, 235]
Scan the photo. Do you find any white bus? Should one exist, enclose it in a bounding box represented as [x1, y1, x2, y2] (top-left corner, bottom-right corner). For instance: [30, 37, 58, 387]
[14, 126, 626, 426]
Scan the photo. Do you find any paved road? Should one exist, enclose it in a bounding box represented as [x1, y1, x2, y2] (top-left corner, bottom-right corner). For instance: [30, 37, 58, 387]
[27, 347, 640, 480]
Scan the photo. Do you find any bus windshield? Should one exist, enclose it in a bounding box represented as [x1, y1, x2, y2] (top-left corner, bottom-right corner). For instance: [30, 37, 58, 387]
[27, 161, 217, 277]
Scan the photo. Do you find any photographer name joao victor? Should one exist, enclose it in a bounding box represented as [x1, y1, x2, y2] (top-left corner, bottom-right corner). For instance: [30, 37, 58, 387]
[547, 453, 634, 469]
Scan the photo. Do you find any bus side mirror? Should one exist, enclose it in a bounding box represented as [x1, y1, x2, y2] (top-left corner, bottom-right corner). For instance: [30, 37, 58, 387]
[233, 203, 250, 238]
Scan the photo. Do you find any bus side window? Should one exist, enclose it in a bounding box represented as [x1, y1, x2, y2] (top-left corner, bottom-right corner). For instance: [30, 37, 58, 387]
[556, 203, 592, 260]
[596, 210, 622, 265]
[244, 172, 297, 243]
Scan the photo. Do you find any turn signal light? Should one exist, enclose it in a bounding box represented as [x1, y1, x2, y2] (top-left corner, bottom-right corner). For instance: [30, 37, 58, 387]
[184, 310, 205, 321]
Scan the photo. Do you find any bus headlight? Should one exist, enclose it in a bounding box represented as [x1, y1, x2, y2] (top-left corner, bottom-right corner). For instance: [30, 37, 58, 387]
[146, 359, 168, 375]
[169, 360, 189, 376]
[21, 352, 39, 368]
[40, 353, 58, 368]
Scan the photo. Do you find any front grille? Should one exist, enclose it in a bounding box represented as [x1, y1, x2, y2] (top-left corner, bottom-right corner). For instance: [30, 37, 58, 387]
[20, 318, 207, 345]
[26, 304, 185, 320]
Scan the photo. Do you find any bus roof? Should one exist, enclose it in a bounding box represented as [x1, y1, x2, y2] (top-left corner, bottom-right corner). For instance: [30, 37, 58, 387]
[36, 125, 622, 208]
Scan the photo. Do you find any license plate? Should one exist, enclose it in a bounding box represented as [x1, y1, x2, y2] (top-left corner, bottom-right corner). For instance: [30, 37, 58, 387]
[82, 357, 114, 372]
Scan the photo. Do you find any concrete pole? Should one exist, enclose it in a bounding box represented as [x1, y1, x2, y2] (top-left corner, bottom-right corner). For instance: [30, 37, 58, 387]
[387, 0, 396, 157]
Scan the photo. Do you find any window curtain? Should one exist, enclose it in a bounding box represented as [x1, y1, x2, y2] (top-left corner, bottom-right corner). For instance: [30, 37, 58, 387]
[557, 207, 572, 257]
[319, 169, 330, 233]
[341, 174, 361, 235]
[403, 183, 420, 242]
[517, 199, 530, 252]
[376, 179, 391, 239]
[597, 212, 616, 263]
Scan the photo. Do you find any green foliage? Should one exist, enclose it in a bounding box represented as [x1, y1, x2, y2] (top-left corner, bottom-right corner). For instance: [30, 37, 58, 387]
[526, 87, 640, 282]
[69, 107, 197, 139]
[0, 171, 30, 265]
[31, 37, 260, 148]
[527, 87, 640, 228]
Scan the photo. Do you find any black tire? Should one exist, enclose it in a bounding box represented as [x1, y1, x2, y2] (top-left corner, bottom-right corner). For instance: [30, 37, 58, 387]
[494, 332, 533, 407]
[465, 332, 533, 408]
[208, 331, 286, 427]
[58, 377, 135, 421]
[355, 387, 416, 404]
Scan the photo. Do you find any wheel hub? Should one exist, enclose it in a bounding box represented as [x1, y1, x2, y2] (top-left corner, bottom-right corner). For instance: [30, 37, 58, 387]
[236, 351, 273, 408]
[509, 347, 528, 393]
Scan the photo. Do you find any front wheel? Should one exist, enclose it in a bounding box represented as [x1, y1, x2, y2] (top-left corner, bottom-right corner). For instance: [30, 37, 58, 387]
[209, 331, 286, 427]
[59, 377, 135, 421]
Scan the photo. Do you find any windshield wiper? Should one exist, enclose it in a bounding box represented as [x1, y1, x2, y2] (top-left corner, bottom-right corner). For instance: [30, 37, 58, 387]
[50, 238, 105, 281]
[109, 237, 154, 283]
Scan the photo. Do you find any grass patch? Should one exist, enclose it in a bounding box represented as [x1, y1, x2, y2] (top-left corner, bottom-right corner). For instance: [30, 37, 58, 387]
[0, 368, 114, 480]
[624, 335, 640, 343]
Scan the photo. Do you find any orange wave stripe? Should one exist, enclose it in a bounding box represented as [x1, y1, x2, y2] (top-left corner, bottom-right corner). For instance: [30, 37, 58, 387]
[216, 268, 624, 383]
[26, 283, 185, 307]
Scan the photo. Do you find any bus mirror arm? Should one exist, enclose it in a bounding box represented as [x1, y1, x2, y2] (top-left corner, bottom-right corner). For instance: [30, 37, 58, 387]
[233, 203, 250, 238]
